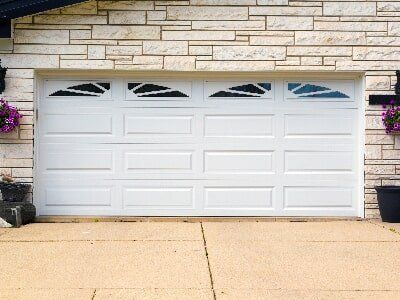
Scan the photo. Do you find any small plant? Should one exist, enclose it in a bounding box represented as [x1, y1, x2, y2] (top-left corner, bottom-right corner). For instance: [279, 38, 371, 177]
[382, 100, 400, 134]
[1, 173, 15, 183]
[0, 98, 23, 133]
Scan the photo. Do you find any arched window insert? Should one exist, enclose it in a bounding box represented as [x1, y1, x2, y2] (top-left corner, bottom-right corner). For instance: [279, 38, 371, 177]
[128, 82, 189, 98]
[209, 83, 272, 98]
[49, 82, 110, 97]
[288, 83, 350, 98]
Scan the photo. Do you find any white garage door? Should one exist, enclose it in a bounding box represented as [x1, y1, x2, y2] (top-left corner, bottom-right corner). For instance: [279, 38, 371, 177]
[37, 77, 362, 216]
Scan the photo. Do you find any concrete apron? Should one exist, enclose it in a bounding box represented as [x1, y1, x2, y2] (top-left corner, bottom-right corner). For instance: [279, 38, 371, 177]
[0, 221, 399, 300]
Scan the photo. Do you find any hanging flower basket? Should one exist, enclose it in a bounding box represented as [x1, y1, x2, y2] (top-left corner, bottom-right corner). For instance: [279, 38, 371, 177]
[0, 98, 23, 133]
[382, 100, 400, 134]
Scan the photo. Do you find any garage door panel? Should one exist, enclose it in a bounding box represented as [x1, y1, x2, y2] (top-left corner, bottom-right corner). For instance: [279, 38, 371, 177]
[43, 150, 114, 173]
[44, 186, 113, 207]
[125, 151, 193, 172]
[204, 151, 275, 174]
[284, 114, 355, 137]
[123, 187, 194, 209]
[42, 113, 113, 136]
[284, 151, 354, 174]
[204, 114, 274, 138]
[283, 187, 354, 209]
[38, 78, 361, 217]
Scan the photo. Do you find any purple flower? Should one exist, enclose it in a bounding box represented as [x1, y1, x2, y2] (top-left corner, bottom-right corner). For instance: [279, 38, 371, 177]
[0, 98, 23, 133]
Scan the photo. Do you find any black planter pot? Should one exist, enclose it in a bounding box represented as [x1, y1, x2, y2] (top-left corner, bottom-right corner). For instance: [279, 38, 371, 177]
[0, 182, 30, 202]
[375, 186, 400, 223]
[0, 202, 36, 225]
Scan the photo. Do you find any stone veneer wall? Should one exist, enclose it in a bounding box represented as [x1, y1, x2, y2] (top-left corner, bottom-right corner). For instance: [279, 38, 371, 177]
[1, 0, 400, 218]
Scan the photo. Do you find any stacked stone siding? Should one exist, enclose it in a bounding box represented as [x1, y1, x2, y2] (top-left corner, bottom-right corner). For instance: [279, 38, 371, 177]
[1, 0, 400, 217]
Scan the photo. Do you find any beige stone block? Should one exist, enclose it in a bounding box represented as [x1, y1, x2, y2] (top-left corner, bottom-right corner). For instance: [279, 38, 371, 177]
[34, 15, 107, 24]
[315, 21, 386, 32]
[192, 21, 265, 30]
[143, 41, 188, 55]
[382, 150, 400, 159]
[0, 54, 59, 68]
[167, 6, 248, 20]
[267, 16, 313, 30]
[0, 144, 33, 159]
[367, 36, 400, 46]
[164, 56, 196, 70]
[191, 0, 255, 4]
[354, 47, 400, 61]
[295, 31, 366, 46]
[250, 36, 293, 45]
[366, 134, 394, 145]
[92, 25, 160, 40]
[189, 45, 212, 55]
[133, 56, 163, 66]
[388, 22, 400, 36]
[147, 10, 166, 21]
[60, 59, 113, 69]
[60, 1, 97, 14]
[366, 115, 384, 130]
[287, 46, 351, 57]
[365, 165, 395, 175]
[378, 2, 400, 12]
[12, 168, 32, 178]
[366, 76, 391, 91]
[213, 46, 286, 60]
[0, 158, 33, 168]
[163, 30, 234, 41]
[337, 60, 400, 71]
[250, 6, 321, 16]
[323, 2, 376, 16]
[88, 45, 105, 59]
[109, 11, 146, 24]
[14, 29, 69, 44]
[196, 60, 275, 71]
[13, 44, 86, 55]
[258, 0, 288, 4]
[98, 1, 154, 10]
[106, 45, 142, 56]
[366, 145, 382, 160]
[301, 56, 322, 66]
[70, 29, 91, 39]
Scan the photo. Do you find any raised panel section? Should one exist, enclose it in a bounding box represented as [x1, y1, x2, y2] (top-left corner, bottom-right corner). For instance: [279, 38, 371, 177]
[285, 151, 353, 173]
[204, 115, 274, 137]
[284, 187, 353, 208]
[125, 151, 192, 171]
[124, 115, 193, 135]
[45, 151, 113, 171]
[204, 151, 274, 173]
[284, 114, 353, 137]
[44, 114, 112, 135]
[45, 187, 112, 206]
[123, 187, 193, 207]
[205, 187, 273, 208]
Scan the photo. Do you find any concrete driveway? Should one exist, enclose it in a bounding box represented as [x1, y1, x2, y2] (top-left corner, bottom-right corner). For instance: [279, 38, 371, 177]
[0, 220, 399, 299]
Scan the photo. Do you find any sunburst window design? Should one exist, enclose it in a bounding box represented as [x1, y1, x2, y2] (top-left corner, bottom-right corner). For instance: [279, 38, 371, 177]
[210, 82, 271, 98]
[288, 83, 349, 98]
[128, 82, 189, 98]
[49, 82, 110, 97]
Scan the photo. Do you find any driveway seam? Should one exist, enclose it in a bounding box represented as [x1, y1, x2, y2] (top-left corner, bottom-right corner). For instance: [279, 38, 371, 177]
[200, 222, 216, 300]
